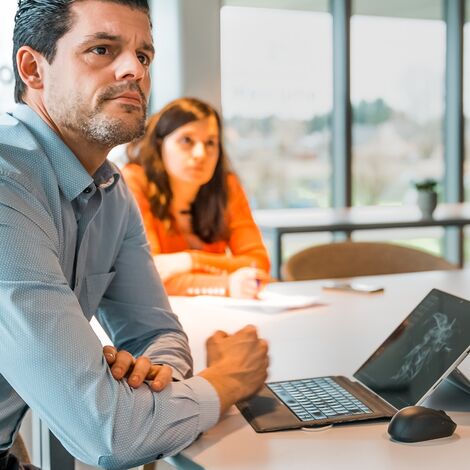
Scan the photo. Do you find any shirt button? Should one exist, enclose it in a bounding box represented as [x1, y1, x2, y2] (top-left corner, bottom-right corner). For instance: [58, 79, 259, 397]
[83, 187, 92, 194]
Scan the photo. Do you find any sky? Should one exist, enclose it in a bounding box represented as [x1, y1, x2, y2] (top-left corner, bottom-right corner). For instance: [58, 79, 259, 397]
[221, 6, 450, 122]
[221, 7, 333, 120]
[351, 15, 445, 123]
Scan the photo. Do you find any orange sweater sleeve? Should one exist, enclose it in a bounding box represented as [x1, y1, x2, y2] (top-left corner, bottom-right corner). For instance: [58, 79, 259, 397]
[166, 176, 270, 296]
[164, 272, 229, 297]
[121, 163, 161, 253]
[123, 166, 270, 296]
[188, 174, 270, 274]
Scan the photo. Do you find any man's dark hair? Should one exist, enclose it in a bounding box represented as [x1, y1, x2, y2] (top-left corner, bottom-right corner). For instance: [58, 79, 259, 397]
[12, 0, 150, 103]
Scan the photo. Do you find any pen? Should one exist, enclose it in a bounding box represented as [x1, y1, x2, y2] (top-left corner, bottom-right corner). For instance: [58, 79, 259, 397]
[251, 261, 261, 289]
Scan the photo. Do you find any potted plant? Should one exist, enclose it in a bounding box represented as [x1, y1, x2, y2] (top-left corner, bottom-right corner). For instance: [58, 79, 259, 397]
[413, 178, 438, 218]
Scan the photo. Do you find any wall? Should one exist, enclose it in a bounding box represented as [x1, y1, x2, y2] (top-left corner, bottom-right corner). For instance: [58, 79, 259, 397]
[150, 0, 222, 112]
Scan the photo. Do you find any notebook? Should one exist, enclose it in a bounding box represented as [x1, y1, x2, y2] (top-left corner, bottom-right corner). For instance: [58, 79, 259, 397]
[193, 291, 321, 314]
[237, 288, 470, 432]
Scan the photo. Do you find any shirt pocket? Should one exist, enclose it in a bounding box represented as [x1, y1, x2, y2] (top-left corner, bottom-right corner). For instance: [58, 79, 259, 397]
[84, 270, 116, 319]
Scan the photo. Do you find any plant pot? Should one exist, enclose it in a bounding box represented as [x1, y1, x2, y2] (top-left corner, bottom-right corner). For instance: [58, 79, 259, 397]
[417, 190, 437, 219]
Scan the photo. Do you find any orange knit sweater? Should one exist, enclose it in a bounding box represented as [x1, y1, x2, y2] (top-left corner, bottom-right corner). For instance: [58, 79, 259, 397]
[122, 163, 270, 295]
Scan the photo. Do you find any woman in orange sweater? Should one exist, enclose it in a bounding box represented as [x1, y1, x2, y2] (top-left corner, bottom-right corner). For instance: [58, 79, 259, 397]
[122, 97, 270, 298]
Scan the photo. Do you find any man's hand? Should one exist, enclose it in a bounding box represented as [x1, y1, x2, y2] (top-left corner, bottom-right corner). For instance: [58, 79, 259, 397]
[198, 325, 269, 415]
[103, 346, 173, 392]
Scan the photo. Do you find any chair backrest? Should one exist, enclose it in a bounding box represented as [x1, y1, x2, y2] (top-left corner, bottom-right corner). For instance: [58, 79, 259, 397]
[282, 241, 457, 281]
[11, 433, 31, 464]
[143, 462, 158, 470]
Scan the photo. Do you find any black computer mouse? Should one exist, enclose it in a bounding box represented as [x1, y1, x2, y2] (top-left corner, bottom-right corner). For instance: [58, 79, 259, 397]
[387, 406, 456, 443]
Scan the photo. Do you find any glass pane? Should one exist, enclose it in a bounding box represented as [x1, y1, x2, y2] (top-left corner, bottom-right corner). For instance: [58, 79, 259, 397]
[220, 5, 332, 209]
[353, 227, 445, 257]
[0, 1, 17, 114]
[351, 3, 445, 207]
[464, 2, 470, 200]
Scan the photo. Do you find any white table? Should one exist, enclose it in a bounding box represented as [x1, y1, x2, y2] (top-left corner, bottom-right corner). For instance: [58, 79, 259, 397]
[167, 269, 470, 470]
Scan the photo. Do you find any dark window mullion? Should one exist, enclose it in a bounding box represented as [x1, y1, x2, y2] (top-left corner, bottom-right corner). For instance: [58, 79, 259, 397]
[444, 0, 465, 265]
[331, 0, 352, 209]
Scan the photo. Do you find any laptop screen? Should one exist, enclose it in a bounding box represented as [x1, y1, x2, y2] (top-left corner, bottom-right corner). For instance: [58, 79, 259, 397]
[354, 289, 470, 410]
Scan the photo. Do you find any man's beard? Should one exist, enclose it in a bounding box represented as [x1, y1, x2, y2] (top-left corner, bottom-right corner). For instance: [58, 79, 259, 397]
[53, 82, 147, 147]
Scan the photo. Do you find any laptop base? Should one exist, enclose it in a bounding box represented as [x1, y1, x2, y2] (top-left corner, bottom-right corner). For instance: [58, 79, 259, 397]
[237, 376, 395, 433]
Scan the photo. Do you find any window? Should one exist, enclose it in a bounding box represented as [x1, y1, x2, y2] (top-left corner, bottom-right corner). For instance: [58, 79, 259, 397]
[220, 4, 332, 209]
[464, 1, 470, 199]
[0, 1, 17, 114]
[463, 0, 470, 264]
[351, 2, 445, 207]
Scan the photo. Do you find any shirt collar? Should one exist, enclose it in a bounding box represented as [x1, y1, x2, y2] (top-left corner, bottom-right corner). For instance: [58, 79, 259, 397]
[10, 105, 119, 200]
[93, 160, 120, 191]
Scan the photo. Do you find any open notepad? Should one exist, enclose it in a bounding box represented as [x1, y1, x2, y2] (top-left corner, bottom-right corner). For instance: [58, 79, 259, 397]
[192, 290, 321, 314]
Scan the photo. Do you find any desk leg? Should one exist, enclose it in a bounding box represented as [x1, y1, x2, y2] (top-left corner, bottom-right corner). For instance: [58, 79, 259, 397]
[274, 230, 282, 279]
[262, 229, 282, 279]
[444, 226, 464, 267]
[264, 229, 282, 280]
[333, 230, 351, 242]
[32, 415, 74, 470]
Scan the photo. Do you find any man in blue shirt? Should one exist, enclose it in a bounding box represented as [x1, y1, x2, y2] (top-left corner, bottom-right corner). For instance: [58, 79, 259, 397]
[0, 1, 269, 469]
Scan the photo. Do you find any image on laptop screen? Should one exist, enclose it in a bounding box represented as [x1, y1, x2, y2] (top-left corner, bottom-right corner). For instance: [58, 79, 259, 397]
[354, 289, 470, 410]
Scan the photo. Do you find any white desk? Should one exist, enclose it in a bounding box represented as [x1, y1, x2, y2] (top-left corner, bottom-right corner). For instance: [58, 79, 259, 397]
[168, 269, 470, 470]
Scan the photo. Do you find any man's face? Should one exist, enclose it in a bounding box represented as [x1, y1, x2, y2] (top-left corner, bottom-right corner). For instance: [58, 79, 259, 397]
[42, 0, 154, 147]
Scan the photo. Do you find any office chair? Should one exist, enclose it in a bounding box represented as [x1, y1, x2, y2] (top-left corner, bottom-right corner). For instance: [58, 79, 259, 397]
[10, 433, 31, 464]
[282, 241, 457, 281]
[143, 462, 173, 469]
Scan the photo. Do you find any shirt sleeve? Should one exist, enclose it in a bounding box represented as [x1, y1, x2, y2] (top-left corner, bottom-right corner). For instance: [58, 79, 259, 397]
[163, 176, 271, 296]
[95, 190, 194, 380]
[123, 167, 270, 296]
[187, 174, 270, 274]
[0, 176, 219, 469]
[164, 272, 229, 297]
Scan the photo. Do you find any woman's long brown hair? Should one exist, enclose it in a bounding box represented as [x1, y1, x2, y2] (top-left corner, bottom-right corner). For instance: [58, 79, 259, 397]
[127, 97, 230, 243]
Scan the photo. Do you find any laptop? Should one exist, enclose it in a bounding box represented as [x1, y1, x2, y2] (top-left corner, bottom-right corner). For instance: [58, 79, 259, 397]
[237, 288, 470, 432]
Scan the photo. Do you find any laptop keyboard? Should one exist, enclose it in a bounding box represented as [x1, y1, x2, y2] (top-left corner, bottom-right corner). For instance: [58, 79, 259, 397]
[267, 377, 372, 422]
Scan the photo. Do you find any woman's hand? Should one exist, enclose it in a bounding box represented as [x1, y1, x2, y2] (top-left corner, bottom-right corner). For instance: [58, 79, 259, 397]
[103, 346, 174, 392]
[153, 252, 192, 281]
[228, 267, 270, 299]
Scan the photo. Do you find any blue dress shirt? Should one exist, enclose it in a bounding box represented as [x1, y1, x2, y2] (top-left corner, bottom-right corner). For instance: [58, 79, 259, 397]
[0, 105, 219, 469]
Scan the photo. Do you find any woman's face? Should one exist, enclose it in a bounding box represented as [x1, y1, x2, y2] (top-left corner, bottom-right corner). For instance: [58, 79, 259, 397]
[162, 115, 220, 188]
